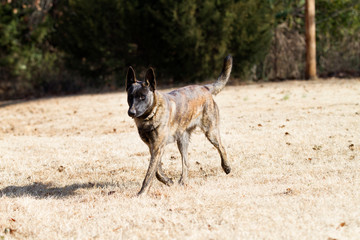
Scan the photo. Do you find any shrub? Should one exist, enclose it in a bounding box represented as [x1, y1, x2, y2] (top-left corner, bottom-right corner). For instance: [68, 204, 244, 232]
[53, 0, 278, 84]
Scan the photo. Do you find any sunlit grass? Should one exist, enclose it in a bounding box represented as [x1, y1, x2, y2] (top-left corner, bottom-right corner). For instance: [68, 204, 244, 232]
[0, 79, 359, 239]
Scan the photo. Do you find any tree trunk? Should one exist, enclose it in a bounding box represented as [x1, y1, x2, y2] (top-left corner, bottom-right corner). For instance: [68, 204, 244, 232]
[305, 0, 317, 79]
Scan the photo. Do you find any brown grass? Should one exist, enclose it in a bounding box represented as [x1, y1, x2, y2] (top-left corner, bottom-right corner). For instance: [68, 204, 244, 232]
[1, 79, 359, 239]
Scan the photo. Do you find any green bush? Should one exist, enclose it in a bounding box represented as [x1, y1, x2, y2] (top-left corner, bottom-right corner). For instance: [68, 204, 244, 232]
[229, 0, 277, 79]
[53, 0, 277, 84]
[132, 0, 235, 82]
[51, 0, 128, 87]
[0, 2, 59, 98]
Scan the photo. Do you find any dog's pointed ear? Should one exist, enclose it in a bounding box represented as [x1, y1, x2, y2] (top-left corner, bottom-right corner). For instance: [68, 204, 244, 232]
[145, 67, 156, 91]
[126, 66, 136, 91]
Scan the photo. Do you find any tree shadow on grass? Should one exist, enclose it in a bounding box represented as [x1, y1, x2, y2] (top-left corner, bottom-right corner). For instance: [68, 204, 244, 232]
[0, 181, 138, 199]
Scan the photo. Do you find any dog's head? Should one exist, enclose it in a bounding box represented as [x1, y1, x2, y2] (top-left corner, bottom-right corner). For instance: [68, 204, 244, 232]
[126, 67, 156, 118]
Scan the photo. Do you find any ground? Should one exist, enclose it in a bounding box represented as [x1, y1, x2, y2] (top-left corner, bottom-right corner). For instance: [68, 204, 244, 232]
[0, 78, 359, 239]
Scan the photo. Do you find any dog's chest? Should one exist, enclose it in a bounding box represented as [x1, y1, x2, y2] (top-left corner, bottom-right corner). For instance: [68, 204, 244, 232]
[136, 121, 156, 144]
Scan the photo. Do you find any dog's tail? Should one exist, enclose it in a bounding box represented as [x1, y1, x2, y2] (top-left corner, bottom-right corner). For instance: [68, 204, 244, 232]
[205, 55, 233, 96]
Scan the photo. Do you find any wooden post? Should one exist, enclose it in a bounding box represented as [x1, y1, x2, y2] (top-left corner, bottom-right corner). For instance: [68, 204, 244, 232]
[305, 0, 317, 79]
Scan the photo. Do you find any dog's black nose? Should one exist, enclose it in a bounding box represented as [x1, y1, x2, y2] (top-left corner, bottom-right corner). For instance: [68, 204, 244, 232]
[128, 109, 136, 117]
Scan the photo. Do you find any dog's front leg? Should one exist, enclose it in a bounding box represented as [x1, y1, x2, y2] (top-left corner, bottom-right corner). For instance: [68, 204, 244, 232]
[156, 162, 174, 186]
[138, 145, 164, 196]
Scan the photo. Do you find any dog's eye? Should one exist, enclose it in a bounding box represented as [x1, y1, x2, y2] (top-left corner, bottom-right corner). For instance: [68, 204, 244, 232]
[139, 95, 146, 101]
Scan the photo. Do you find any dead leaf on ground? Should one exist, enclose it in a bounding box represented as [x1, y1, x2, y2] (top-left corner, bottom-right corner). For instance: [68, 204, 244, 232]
[336, 222, 346, 230]
[348, 144, 354, 151]
[108, 191, 116, 196]
[4, 228, 16, 235]
[57, 166, 65, 172]
[112, 226, 122, 232]
[312, 145, 322, 151]
[284, 188, 293, 195]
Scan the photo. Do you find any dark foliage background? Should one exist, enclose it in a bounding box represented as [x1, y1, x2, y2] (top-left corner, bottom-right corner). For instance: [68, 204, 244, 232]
[0, 0, 359, 99]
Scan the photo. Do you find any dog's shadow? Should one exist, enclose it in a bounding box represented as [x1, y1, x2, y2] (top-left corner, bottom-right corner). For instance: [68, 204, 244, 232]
[0, 181, 133, 199]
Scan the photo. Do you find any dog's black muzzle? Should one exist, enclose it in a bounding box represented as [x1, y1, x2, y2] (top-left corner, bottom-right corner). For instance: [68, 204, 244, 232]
[128, 108, 136, 118]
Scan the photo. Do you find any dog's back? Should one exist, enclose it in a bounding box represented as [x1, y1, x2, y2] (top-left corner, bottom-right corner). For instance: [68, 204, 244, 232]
[163, 85, 213, 134]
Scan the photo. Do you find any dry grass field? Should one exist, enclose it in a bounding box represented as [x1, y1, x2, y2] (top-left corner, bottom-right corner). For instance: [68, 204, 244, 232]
[0, 78, 359, 239]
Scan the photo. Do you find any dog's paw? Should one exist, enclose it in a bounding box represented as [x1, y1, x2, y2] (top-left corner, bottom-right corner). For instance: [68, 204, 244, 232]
[178, 178, 188, 186]
[222, 164, 231, 174]
[165, 178, 174, 186]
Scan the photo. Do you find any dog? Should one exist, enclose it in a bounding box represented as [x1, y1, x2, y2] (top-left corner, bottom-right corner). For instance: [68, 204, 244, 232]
[126, 55, 233, 195]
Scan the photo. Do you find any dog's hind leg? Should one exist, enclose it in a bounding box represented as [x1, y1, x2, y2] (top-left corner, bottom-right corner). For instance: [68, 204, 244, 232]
[156, 162, 174, 186]
[177, 132, 190, 185]
[202, 104, 231, 174]
[205, 128, 231, 174]
[138, 145, 164, 196]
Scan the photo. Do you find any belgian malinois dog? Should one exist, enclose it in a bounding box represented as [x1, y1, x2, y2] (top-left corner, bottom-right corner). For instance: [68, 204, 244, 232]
[126, 55, 232, 195]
